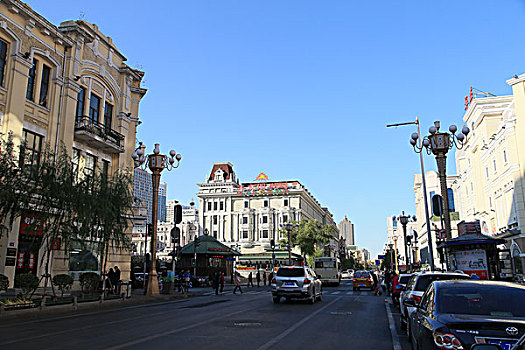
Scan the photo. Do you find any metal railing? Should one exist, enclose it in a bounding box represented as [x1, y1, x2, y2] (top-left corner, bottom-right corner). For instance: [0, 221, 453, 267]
[74, 116, 124, 149]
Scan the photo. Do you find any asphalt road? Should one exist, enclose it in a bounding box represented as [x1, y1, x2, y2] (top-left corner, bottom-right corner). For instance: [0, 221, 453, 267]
[0, 280, 409, 350]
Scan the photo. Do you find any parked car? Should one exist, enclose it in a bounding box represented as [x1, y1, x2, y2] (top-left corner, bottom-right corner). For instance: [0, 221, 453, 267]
[392, 273, 413, 305]
[341, 270, 354, 279]
[400, 271, 470, 331]
[408, 280, 525, 350]
[353, 270, 373, 291]
[271, 266, 322, 304]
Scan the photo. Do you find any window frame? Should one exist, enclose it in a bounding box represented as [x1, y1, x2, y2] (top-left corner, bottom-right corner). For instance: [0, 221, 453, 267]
[104, 102, 113, 130]
[38, 64, 51, 107]
[26, 58, 38, 101]
[76, 88, 86, 119]
[20, 129, 43, 171]
[89, 94, 101, 123]
[0, 39, 7, 87]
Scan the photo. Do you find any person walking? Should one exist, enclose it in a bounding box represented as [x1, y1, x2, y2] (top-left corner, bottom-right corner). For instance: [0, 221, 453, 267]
[247, 272, 254, 287]
[106, 268, 115, 295]
[263, 271, 267, 286]
[391, 272, 399, 305]
[220, 272, 225, 293]
[256, 270, 261, 287]
[213, 272, 220, 295]
[371, 271, 378, 292]
[233, 272, 243, 294]
[114, 266, 121, 294]
[384, 270, 392, 296]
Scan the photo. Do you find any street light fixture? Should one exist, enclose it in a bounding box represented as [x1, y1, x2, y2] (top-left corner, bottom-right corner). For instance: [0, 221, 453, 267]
[393, 212, 416, 272]
[132, 142, 182, 296]
[280, 222, 299, 266]
[411, 121, 469, 243]
[392, 236, 399, 274]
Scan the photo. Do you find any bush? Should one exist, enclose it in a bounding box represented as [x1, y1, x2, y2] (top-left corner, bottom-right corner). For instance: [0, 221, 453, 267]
[14, 273, 39, 299]
[0, 274, 8, 291]
[79, 272, 100, 294]
[52, 274, 74, 297]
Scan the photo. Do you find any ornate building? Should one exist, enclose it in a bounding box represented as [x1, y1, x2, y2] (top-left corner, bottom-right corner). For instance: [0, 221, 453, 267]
[196, 162, 337, 257]
[0, 0, 146, 286]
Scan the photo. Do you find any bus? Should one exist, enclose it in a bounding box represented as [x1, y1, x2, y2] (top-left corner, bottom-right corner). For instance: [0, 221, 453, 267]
[313, 257, 341, 286]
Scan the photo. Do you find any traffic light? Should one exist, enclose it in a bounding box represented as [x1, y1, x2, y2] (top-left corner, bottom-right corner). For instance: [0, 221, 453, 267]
[191, 258, 196, 266]
[174, 204, 182, 225]
[147, 223, 153, 235]
[270, 239, 275, 248]
[171, 227, 180, 244]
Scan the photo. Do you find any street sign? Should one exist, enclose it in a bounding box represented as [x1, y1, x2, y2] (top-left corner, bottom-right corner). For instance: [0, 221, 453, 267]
[378, 254, 385, 260]
[437, 229, 446, 239]
[226, 257, 234, 261]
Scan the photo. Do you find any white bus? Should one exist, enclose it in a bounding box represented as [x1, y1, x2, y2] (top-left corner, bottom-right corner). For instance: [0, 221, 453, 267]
[313, 257, 341, 286]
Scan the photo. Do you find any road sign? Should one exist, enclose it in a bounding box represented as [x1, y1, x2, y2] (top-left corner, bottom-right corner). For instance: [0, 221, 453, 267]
[437, 229, 446, 239]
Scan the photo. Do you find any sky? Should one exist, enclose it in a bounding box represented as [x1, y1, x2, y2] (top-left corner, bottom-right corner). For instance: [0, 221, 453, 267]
[31, 0, 525, 259]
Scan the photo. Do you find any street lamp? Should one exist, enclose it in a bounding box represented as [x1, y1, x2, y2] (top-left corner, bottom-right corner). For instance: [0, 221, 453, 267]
[393, 212, 416, 272]
[392, 236, 399, 274]
[387, 243, 394, 271]
[411, 121, 469, 243]
[280, 222, 299, 266]
[387, 117, 435, 272]
[132, 142, 182, 296]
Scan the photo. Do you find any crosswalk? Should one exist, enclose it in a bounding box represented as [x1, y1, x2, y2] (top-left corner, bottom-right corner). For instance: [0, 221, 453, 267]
[200, 289, 378, 297]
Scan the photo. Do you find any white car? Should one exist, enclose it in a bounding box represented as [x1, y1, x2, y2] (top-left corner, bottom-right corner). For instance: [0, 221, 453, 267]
[341, 269, 354, 279]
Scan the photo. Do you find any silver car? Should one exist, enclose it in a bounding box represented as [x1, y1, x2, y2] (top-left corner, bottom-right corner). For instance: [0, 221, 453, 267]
[272, 266, 322, 304]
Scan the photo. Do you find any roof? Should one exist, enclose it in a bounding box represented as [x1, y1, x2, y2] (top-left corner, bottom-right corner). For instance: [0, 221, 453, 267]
[433, 280, 525, 290]
[437, 233, 505, 248]
[180, 235, 241, 256]
[208, 162, 235, 181]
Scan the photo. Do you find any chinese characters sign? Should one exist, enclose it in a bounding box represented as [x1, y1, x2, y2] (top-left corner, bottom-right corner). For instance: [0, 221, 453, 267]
[236, 182, 297, 196]
[452, 249, 488, 280]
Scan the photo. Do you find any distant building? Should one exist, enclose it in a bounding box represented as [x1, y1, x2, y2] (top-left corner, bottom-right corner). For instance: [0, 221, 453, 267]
[132, 168, 167, 223]
[338, 216, 355, 245]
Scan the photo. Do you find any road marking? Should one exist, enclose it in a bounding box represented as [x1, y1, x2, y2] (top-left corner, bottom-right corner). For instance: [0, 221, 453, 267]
[256, 297, 342, 350]
[331, 291, 340, 295]
[385, 302, 402, 350]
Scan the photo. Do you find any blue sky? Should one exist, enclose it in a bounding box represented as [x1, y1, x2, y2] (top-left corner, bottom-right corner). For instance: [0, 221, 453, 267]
[33, 0, 525, 258]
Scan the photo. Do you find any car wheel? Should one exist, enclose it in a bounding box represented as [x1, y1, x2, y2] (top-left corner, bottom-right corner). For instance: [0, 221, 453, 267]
[273, 297, 280, 304]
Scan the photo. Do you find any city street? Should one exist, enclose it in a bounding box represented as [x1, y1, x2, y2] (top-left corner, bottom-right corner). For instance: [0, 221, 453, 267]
[0, 281, 409, 350]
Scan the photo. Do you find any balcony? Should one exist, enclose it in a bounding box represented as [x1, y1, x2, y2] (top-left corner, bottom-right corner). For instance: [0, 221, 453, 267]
[74, 116, 125, 153]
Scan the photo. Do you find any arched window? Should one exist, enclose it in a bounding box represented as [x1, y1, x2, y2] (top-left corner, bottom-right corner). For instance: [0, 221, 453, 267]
[512, 247, 523, 275]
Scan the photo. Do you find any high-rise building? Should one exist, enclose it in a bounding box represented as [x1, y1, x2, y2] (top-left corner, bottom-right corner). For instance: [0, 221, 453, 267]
[338, 216, 355, 245]
[132, 168, 167, 223]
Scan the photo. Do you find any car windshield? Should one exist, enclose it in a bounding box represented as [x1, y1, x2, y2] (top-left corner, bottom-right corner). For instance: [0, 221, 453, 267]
[439, 287, 525, 317]
[315, 261, 336, 268]
[355, 272, 370, 278]
[415, 274, 469, 291]
[277, 268, 304, 277]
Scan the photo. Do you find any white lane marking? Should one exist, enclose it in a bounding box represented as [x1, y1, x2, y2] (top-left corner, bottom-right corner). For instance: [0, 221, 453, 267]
[385, 302, 402, 350]
[331, 291, 341, 295]
[346, 291, 353, 295]
[256, 297, 343, 350]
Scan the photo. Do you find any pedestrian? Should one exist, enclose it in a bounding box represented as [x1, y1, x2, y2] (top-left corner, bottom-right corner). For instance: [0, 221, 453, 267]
[213, 272, 220, 295]
[247, 272, 254, 287]
[233, 272, 243, 294]
[374, 275, 383, 296]
[220, 272, 225, 293]
[268, 271, 273, 284]
[114, 265, 121, 294]
[391, 272, 399, 305]
[371, 271, 378, 292]
[183, 269, 191, 293]
[263, 271, 267, 286]
[256, 270, 261, 287]
[107, 268, 115, 294]
[384, 270, 392, 296]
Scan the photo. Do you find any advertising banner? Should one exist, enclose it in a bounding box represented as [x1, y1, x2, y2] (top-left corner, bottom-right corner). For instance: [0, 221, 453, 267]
[452, 249, 488, 280]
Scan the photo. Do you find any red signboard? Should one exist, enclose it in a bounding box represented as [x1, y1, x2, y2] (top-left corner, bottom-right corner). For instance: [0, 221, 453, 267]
[51, 238, 61, 250]
[19, 213, 44, 236]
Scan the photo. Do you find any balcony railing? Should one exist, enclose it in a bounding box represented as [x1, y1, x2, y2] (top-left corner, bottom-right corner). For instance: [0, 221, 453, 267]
[74, 116, 124, 153]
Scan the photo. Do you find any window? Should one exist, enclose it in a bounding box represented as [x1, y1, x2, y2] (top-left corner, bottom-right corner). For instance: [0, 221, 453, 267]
[262, 230, 269, 238]
[89, 94, 100, 123]
[242, 230, 248, 239]
[244, 201, 249, 208]
[486, 167, 489, 179]
[207, 202, 212, 211]
[39, 64, 51, 107]
[26, 59, 37, 101]
[262, 216, 268, 224]
[284, 199, 289, 206]
[447, 188, 455, 212]
[220, 201, 224, 210]
[101, 160, 110, 178]
[283, 215, 288, 223]
[242, 217, 248, 224]
[0, 40, 7, 87]
[503, 150, 507, 163]
[104, 103, 113, 129]
[264, 200, 269, 207]
[76, 88, 86, 119]
[20, 129, 43, 171]
[72, 148, 81, 180]
[213, 202, 217, 211]
[493, 159, 497, 172]
[84, 153, 97, 178]
[489, 197, 492, 208]
[213, 216, 217, 225]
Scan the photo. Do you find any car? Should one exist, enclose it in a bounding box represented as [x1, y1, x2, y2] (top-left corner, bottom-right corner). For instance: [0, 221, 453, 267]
[271, 266, 322, 304]
[400, 271, 470, 332]
[392, 273, 413, 305]
[341, 270, 354, 279]
[408, 280, 525, 350]
[353, 270, 373, 291]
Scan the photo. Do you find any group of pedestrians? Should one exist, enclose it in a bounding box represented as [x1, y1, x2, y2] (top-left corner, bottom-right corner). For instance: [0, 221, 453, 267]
[210, 269, 271, 295]
[247, 270, 270, 287]
[211, 271, 226, 295]
[105, 266, 121, 294]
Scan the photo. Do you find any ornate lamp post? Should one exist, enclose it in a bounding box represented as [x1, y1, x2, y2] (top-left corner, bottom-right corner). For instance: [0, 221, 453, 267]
[392, 236, 399, 274]
[132, 142, 182, 296]
[411, 121, 469, 243]
[393, 212, 416, 272]
[388, 243, 394, 271]
[280, 222, 299, 265]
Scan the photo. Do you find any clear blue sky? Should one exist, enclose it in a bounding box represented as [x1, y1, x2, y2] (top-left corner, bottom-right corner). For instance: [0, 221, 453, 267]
[33, 0, 525, 259]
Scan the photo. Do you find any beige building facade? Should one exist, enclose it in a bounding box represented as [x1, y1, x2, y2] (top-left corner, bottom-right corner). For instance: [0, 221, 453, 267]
[453, 89, 524, 278]
[0, 0, 146, 286]
[197, 163, 338, 256]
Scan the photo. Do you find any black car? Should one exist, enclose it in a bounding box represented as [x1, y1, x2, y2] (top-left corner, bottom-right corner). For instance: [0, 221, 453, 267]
[408, 280, 525, 350]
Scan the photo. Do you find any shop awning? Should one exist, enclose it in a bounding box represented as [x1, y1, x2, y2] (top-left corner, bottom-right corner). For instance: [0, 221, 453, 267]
[437, 233, 506, 249]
